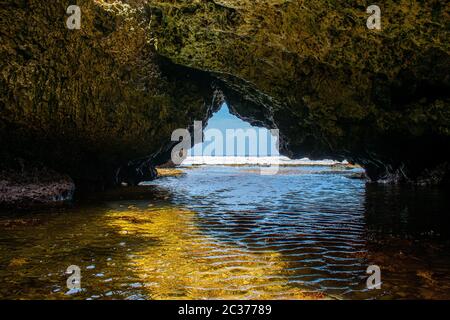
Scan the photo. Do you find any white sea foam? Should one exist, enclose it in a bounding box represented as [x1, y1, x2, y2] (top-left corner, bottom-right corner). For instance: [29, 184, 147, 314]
[181, 156, 348, 166]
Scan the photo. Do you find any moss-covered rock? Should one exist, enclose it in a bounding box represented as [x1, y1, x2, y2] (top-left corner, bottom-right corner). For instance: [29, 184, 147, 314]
[150, 0, 450, 183]
[1, 0, 449, 190]
[1, 0, 220, 189]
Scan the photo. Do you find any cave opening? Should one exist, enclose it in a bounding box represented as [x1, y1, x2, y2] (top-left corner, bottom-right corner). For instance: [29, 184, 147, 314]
[185, 103, 279, 163]
[180, 102, 351, 168]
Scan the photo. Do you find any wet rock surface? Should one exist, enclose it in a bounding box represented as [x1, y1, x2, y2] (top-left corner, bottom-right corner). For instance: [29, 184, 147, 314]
[0, 161, 75, 209]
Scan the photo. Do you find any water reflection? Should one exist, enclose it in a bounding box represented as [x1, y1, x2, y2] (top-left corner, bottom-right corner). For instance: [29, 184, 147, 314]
[0, 166, 449, 299]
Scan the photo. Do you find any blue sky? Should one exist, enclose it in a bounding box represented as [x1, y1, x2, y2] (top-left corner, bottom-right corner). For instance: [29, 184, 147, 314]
[205, 104, 254, 132]
[189, 104, 279, 156]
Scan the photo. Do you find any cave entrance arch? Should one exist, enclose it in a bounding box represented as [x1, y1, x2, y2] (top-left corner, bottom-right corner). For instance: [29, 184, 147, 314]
[177, 103, 347, 169]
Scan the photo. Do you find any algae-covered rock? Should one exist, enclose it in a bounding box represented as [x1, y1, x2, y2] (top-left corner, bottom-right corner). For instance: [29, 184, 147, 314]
[1, 0, 449, 189]
[0, 0, 220, 189]
[150, 0, 450, 184]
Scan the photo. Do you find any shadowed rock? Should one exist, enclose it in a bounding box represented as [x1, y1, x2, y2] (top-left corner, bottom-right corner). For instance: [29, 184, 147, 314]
[0, 160, 75, 209]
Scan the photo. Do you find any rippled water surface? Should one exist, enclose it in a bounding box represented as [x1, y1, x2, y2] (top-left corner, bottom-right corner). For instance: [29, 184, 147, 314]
[1, 165, 450, 299]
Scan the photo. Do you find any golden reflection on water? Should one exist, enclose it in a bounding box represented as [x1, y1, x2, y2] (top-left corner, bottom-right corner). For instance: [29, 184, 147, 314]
[3, 167, 449, 299]
[106, 206, 326, 300]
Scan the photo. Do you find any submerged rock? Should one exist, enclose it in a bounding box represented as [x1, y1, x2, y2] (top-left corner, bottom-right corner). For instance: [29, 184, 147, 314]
[1, 0, 449, 192]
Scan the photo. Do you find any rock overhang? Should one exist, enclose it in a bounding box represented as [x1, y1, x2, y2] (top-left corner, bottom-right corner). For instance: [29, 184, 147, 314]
[0, 0, 449, 188]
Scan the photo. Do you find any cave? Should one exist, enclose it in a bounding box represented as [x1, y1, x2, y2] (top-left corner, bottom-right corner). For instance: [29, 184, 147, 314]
[1, 0, 450, 302]
[0, 1, 449, 196]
